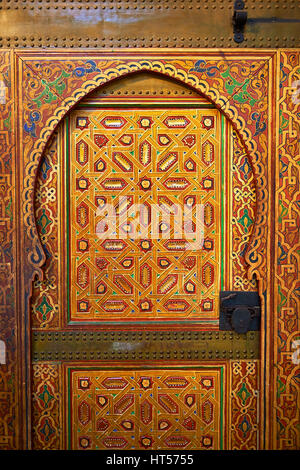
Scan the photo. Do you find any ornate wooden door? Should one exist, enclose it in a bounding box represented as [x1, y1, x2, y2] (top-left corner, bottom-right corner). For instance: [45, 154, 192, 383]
[0, 47, 298, 451]
[30, 73, 260, 450]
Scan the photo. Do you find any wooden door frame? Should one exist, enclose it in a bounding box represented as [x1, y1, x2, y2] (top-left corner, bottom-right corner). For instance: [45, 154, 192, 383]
[0, 48, 299, 449]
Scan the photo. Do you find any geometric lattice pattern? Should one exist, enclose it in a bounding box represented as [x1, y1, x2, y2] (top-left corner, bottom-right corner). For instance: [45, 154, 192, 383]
[31, 105, 257, 328]
[64, 109, 221, 322]
[69, 368, 223, 450]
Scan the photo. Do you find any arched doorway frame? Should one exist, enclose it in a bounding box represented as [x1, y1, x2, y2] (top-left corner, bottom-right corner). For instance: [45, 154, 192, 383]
[16, 50, 275, 449]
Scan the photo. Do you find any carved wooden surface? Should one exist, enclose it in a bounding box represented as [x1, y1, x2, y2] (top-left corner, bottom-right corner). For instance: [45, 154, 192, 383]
[0, 49, 298, 449]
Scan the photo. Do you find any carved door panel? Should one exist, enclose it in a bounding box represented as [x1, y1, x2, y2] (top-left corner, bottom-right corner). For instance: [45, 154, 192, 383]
[31, 73, 260, 450]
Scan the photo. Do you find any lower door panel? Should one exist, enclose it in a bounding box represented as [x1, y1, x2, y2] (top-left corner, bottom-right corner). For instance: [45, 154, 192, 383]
[31, 360, 259, 450]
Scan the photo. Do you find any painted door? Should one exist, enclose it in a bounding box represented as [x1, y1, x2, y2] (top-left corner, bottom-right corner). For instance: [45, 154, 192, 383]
[30, 73, 260, 450]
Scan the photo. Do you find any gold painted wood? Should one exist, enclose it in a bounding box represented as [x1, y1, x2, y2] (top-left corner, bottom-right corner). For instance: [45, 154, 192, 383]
[0, 47, 298, 450]
[65, 107, 222, 324]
